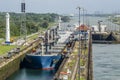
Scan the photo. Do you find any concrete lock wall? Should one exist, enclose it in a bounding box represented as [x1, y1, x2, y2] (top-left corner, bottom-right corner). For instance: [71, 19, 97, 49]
[0, 39, 41, 80]
[0, 55, 24, 80]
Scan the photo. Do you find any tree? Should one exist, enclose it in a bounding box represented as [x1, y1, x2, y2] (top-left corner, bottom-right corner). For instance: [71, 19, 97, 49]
[41, 21, 49, 28]
[61, 16, 70, 22]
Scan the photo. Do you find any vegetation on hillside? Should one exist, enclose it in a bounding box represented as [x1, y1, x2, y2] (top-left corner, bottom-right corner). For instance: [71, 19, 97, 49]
[0, 12, 71, 39]
[61, 16, 70, 22]
[110, 16, 120, 25]
[0, 12, 58, 38]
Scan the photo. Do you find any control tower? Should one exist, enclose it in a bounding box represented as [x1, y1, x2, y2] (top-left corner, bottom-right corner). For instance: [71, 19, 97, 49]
[20, 0, 27, 44]
[5, 13, 11, 44]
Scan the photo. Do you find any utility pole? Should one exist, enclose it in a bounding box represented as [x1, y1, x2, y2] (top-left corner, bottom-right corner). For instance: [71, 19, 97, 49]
[76, 6, 81, 80]
[83, 8, 88, 49]
[20, 0, 27, 45]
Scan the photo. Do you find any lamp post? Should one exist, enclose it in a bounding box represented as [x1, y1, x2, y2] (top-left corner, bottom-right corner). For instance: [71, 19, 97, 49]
[76, 6, 81, 80]
[82, 8, 87, 49]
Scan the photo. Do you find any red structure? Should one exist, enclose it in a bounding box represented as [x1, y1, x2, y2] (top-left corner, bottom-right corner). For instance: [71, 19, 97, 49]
[76, 24, 89, 31]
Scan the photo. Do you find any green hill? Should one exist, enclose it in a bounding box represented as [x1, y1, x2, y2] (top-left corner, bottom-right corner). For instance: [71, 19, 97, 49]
[0, 12, 59, 38]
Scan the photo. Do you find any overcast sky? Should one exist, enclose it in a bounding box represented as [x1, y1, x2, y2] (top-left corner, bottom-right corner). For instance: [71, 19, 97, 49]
[0, 0, 120, 14]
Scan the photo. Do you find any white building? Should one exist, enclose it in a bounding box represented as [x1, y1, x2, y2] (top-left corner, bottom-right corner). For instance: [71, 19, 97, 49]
[91, 25, 107, 33]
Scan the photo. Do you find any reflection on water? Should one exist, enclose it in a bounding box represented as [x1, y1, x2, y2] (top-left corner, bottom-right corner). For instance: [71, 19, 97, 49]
[93, 44, 120, 80]
[7, 69, 55, 80]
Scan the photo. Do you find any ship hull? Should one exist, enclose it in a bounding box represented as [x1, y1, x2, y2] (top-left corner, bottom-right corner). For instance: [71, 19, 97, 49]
[23, 54, 62, 70]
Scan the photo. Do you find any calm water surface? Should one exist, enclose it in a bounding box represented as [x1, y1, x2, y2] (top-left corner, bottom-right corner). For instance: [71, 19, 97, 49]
[93, 44, 120, 80]
[7, 69, 55, 80]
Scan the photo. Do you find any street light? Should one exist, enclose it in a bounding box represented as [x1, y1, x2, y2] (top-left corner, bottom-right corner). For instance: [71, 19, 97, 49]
[76, 6, 81, 80]
[82, 8, 88, 49]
